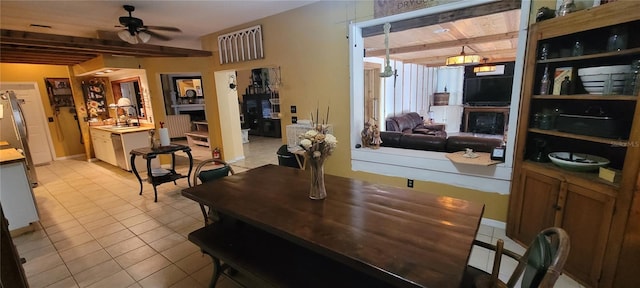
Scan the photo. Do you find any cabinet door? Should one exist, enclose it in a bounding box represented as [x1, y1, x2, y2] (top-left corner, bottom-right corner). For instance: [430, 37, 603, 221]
[559, 183, 615, 288]
[511, 168, 561, 244]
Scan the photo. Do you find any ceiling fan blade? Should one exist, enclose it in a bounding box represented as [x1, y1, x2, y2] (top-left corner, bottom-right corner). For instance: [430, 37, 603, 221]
[144, 26, 181, 32]
[144, 30, 172, 41]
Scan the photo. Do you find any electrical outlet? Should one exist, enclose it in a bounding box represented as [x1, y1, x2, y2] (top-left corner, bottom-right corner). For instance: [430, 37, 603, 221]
[407, 179, 414, 188]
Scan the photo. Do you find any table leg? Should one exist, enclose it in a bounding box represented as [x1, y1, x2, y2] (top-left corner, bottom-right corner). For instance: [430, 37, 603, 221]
[146, 157, 153, 198]
[171, 153, 177, 185]
[131, 154, 143, 195]
[186, 150, 193, 187]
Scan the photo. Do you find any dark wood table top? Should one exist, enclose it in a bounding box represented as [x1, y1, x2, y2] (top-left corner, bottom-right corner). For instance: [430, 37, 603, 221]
[130, 144, 191, 158]
[182, 164, 484, 288]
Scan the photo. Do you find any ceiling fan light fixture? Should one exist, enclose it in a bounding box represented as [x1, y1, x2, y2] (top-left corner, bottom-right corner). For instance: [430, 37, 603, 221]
[137, 31, 151, 43]
[118, 30, 138, 44]
[445, 46, 481, 66]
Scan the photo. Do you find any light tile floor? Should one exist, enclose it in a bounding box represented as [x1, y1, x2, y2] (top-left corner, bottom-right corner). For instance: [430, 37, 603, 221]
[11, 136, 584, 287]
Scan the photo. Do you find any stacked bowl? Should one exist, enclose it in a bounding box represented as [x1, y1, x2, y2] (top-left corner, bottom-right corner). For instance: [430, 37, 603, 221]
[578, 65, 630, 94]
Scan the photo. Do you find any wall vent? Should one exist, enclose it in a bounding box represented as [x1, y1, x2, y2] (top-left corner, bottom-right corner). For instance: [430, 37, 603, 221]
[218, 25, 264, 64]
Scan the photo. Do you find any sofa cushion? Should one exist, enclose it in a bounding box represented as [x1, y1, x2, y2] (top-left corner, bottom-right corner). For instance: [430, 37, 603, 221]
[380, 131, 403, 147]
[385, 112, 425, 133]
[446, 136, 503, 153]
[399, 134, 447, 152]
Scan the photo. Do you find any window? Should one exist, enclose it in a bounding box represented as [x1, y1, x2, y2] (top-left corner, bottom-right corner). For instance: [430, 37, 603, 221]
[349, 0, 528, 194]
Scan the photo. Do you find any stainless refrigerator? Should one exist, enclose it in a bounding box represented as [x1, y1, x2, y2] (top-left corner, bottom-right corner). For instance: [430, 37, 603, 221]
[1, 90, 38, 186]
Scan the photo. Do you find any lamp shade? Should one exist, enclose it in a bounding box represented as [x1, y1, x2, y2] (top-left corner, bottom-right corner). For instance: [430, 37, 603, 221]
[118, 30, 138, 44]
[117, 97, 132, 107]
[473, 64, 497, 73]
[445, 46, 481, 66]
[138, 31, 151, 43]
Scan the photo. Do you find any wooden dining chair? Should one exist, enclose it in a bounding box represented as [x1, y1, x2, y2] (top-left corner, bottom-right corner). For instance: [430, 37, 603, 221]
[461, 227, 570, 288]
[192, 158, 235, 226]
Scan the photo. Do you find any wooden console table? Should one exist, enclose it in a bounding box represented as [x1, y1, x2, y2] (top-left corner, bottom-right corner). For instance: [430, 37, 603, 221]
[462, 106, 510, 134]
[130, 144, 193, 202]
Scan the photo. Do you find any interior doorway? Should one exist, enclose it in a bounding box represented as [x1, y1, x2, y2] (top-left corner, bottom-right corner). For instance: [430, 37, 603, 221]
[0, 82, 55, 164]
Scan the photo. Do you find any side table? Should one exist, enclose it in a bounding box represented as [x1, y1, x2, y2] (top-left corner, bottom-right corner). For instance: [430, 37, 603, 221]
[130, 144, 193, 202]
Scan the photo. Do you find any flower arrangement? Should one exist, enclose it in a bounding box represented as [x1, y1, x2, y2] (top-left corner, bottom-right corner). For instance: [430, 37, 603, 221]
[299, 107, 336, 200]
[299, 106, 337, 160]
[299, 126, 338, 160]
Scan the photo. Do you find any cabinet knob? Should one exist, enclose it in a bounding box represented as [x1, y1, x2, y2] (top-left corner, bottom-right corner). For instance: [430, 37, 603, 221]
[554, 204, 562, 211]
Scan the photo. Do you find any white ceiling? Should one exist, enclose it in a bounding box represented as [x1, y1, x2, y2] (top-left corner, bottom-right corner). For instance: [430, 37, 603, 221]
[0, 0, 318, 50]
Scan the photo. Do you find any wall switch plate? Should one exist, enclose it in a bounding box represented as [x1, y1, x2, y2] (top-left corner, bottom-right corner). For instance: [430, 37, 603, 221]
[407, 179, 414, 188]
[292, 116, 298, 124]
[291, 106, 297, 113]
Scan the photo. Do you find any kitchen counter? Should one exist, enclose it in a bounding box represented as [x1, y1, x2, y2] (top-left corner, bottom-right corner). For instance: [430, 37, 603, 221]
[91, 125, 154, 134]
[90, 126, 154, 171]
[0, 148, 39, 231]
[0, 148, 25, 164]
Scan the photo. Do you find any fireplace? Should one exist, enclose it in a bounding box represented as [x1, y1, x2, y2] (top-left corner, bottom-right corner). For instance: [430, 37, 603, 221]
[463, 106, 509, 135]
[179, 110, 206, 122]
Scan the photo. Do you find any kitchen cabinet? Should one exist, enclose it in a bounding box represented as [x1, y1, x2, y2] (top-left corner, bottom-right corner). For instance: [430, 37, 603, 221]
[510, 164, 615, 287]
[507, 2, 640, 287]
[0, 149, 39, 232]
[91, 128, 117, 166]
[90, 127, 152, 171]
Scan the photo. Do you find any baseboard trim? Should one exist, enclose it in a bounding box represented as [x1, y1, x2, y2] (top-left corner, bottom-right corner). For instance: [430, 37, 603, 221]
[481, 218, 506, 230]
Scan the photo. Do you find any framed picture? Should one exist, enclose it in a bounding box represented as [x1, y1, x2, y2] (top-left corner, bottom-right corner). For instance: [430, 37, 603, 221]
[45, 78, 74, 108]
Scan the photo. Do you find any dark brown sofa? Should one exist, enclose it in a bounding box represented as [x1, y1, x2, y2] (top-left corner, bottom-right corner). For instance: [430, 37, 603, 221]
[381, 112, 502, 153]
[385, 112, 446, 137]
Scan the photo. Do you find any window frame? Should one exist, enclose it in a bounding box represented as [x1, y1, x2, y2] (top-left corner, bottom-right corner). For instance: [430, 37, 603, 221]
[348, 0, 531, 194]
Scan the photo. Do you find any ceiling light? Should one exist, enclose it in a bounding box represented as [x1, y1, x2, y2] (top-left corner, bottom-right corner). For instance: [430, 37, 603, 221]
[137, 31, 151, 43]
[118, 30, 138, 44]
[473, 58, 497, 73]
[445, 46, 481, 66]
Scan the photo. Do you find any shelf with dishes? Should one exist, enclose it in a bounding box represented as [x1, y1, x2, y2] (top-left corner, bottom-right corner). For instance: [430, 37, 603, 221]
[509, 3, 640, 287]
[527, 128, 629, 146]
[532, 94, 636, 100]
[537, 47, 640, 64]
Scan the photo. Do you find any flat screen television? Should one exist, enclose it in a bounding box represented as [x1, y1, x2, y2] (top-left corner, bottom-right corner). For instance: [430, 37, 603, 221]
[463, 62, 514, 106]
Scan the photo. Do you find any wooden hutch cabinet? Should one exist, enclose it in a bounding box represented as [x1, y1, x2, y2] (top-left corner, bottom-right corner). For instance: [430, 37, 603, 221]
[507, 2, 640, 287]
[242, 92, 281, 138]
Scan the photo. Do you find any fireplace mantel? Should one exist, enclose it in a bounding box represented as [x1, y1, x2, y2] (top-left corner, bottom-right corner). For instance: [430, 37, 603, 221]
[171, 104, 205, 114]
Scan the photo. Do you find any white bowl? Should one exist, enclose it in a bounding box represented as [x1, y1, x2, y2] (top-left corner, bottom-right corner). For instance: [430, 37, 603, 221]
[579, 74, 627, 82]
[584, 85, 625, 94]
[548, 152, 609, 172]
[578, 65, 630, 76]
[581, 80, 625, 87]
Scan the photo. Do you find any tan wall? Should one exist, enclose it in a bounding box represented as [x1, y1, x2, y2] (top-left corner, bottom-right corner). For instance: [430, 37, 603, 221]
[0, 63, 85, 158]
[198, 1, 511, 221]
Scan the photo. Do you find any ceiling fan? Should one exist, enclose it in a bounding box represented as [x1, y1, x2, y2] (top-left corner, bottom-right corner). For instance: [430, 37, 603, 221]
[116, 5, 181, 44]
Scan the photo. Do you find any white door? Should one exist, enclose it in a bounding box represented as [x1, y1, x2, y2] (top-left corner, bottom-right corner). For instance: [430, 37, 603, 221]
[0, 82, 55, 164]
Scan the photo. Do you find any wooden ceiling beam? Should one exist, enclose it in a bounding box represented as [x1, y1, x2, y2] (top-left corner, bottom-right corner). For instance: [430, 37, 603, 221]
[362, 0, 521, 37]
[0, 29, 212, 65]
[365, 31, 518, 57]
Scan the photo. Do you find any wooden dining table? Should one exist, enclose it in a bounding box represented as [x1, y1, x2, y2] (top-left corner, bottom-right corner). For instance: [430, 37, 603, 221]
[181, 164, 485, 287]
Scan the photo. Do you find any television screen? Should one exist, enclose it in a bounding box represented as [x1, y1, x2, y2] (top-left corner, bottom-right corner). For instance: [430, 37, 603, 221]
[463, 76, 513, 106]
[463, 61, 514, 106]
